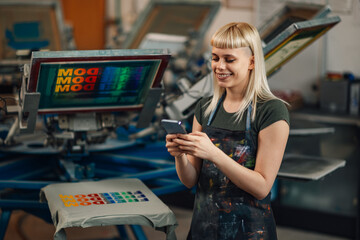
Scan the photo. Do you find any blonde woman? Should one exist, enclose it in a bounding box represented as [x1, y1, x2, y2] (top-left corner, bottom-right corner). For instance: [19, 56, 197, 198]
[165, 22, 290, 239]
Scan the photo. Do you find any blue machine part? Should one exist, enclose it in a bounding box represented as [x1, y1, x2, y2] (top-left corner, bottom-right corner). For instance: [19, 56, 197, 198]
[14, 22, 41, 39]
[5, 22, 49, 50]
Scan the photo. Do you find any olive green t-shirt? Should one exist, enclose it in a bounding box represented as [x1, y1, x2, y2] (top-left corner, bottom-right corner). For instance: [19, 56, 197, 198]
[194, 97, 290, 141]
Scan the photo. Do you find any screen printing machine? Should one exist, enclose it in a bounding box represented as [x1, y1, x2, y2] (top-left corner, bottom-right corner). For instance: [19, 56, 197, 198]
[0, 1, 349, 239]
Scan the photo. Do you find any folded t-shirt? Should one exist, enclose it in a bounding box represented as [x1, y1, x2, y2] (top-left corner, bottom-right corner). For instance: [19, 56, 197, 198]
[40, 178, 178, 240]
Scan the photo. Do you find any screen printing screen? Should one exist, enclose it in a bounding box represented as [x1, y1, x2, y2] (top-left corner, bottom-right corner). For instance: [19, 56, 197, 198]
[265, 28, 323, 76]
[263, 16, 340, 76]
[122, 1, 220, 49]
[28, 49, 170, 114]
[0, 1, 64, 60]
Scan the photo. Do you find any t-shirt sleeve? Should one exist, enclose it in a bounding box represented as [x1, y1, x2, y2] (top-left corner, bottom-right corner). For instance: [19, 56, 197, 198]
[194, 99, 203, 125]
[255, 99, 290, 132]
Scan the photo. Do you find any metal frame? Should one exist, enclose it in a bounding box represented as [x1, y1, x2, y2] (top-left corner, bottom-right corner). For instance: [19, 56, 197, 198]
[121, 0, 220, 54]
[258, 1, 333, 40]
[26, 49, 170, 114]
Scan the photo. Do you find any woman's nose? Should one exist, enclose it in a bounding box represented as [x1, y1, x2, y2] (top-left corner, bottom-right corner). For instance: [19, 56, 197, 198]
[216, 59, 226, 69]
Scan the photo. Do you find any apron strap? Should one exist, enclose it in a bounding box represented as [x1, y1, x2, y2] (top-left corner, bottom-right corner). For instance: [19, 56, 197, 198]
[207, 93, 225, 126]
[246, 104, 252, 131]
[245, 104, 252, 141]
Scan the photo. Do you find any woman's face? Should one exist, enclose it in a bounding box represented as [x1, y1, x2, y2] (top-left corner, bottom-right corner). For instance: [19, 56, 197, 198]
[211, 47, 254, 91]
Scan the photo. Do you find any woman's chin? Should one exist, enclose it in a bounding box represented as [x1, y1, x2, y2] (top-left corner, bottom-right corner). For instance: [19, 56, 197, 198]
[217, 81, 229, 88]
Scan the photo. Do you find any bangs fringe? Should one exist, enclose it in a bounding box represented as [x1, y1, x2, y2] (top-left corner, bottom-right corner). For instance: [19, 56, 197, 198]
[211, 25, 249, 49]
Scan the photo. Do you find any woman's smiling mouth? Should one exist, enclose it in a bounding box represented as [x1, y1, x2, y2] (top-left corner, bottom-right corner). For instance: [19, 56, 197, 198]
[216, 73, 232, 80]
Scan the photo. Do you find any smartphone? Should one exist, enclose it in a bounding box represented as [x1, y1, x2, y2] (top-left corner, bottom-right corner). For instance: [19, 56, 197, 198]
[161, 119, 187, 134]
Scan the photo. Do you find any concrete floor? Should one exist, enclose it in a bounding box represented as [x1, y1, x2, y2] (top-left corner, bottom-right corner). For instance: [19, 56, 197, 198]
[2, 206, 351, 240]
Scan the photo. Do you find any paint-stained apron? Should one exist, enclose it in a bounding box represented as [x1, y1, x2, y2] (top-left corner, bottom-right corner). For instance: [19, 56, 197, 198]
[187, 99, 277, 240]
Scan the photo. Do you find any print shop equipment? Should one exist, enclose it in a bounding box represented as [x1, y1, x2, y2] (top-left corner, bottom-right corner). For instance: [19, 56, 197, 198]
[164, 1, 345, 181]
[0, 49, 186, 240]
[0, 1, 222, 239]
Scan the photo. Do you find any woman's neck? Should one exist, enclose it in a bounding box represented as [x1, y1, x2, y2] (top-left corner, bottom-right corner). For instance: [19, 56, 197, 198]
[223, 90, 245, 113]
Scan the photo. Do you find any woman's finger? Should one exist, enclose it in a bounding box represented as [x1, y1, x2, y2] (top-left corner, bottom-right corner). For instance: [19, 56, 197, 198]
[166, 134, 178, 141]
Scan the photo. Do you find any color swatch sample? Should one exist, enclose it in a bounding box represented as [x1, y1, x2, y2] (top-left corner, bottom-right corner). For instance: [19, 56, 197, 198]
[59, 190, 149, 207]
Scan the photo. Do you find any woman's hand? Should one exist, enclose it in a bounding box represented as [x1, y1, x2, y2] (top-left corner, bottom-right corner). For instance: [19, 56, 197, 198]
[165, 133, 186, 157]
[165, 117, 204, 189]
[173, 131, 220, 162]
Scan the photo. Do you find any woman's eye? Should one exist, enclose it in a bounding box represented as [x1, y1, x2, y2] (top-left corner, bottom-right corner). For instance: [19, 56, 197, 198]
[211, 57, 235, 63]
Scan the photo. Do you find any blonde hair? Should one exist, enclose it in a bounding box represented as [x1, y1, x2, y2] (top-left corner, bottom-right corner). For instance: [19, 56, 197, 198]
[205, 22, 283, 122]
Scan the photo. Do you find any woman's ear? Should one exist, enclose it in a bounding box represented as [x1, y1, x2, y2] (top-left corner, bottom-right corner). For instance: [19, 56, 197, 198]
[248, 56, 255, 70]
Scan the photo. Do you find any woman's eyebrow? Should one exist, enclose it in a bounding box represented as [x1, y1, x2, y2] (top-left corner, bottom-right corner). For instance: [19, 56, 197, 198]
[212, 53, 235, 58]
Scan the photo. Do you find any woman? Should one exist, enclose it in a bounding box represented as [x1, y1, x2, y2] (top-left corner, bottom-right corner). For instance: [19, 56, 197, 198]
[165, 22, 290, 240]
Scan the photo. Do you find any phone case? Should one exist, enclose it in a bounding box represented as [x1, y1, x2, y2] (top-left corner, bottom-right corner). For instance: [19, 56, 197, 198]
[161, 119, 187, 134]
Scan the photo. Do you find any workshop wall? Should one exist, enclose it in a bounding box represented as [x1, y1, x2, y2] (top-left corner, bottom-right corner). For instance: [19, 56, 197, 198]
[62, 0, 106, 50]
